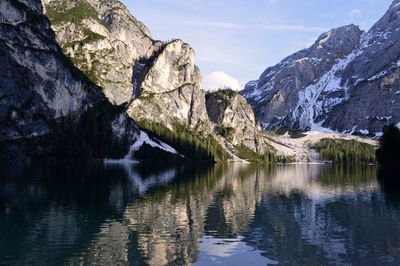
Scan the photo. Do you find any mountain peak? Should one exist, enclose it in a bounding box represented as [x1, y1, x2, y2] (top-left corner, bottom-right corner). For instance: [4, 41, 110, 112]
[242, 0, 400, 136]
[312, 24, 363, 50]
[391, 0, 400, 8]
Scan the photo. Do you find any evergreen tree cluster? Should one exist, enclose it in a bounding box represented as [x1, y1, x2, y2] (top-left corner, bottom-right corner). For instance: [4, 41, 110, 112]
[234, 145, 293, 163]
[136, 120, 231, 162]
[51, 105, 133, 161]
[312, 138, 376, 164]
[376, 124, 400, 164]
[205, 88, 236, 110]
[215, 125, 235, 142]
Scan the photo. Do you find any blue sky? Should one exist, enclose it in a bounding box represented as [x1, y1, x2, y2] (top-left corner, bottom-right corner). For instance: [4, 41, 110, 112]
[121, 0, 392, 90]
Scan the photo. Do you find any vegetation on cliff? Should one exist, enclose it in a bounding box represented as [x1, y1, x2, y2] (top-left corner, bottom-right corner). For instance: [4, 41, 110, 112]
[205, 88, 237, 112]
[234, 144, 294, 163]
[52, 105, 136, 161]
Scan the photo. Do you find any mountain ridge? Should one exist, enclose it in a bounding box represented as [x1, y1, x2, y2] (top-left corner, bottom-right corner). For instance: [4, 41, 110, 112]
[1, 0, 383, 162]
[241, 0, 400, 137]
[0, 0, 275, 162]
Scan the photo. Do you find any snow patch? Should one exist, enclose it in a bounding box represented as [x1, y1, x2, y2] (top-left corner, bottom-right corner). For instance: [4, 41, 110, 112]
[310, 121, 338, 134]
[368, 70, 388, 81]
[292, 49, 359, 129]
[105, 131, 181, 164]
[397, 122, 400, 129]
[128, 131, 179, 155]
[359, 129, 369, 135]
[376, 116, 392, 121]
[348, 125, 358, 135]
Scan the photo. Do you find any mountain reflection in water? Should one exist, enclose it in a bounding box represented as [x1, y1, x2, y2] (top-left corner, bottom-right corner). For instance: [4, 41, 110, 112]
[0, 162, 399, 265]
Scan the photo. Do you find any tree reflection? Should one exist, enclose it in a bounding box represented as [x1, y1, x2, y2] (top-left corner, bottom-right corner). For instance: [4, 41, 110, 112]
[377, 165, 400, 207]
[1, 162, 399, 265]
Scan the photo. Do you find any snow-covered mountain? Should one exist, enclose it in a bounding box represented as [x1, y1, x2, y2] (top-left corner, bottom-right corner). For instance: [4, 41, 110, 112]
[241, 0, 400, 137]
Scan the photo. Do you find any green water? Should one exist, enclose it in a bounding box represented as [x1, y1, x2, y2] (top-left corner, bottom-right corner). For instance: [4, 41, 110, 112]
[0, 162, 399, 265]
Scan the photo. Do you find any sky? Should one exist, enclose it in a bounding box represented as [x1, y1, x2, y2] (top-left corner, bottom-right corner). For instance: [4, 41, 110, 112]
[121, 0, 392, 91]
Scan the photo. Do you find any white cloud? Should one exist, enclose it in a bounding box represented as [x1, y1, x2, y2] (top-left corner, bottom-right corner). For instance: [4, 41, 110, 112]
[202, 71, 242, 91]
[349, 9, 362, 17]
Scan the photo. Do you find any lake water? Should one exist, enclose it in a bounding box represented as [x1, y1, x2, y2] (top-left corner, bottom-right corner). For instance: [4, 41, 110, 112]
[1, 162, 400, 265]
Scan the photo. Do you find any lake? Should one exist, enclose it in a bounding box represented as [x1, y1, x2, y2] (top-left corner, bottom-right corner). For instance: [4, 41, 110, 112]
[0, 162, 399, 265]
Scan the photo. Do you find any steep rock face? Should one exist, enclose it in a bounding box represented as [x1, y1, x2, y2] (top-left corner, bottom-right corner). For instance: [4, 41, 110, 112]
[206, 89, 266, 153]
[40, 0, 272, 161]
[325, 0, 400, 134]
[42, 0, 159, 105]
[128, 40, 212, 134]
[241, 25, 363, 130]
[0, 0, 138, 160]
[242, 0, 400, 136]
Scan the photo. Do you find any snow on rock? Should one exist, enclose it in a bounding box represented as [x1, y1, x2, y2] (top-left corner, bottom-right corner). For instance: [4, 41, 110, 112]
[105, 131, 181, 164]
[241, 24, 363, 131]
[126, 131, 179, 158]
[368, 70, 388, 81]
[292, 50, 358, 129]
[376, 116, 392, 121]
[241, 2, 400, 135]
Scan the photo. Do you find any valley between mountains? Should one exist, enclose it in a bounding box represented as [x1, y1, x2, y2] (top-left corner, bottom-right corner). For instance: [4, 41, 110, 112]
[1, 0, 398, 163]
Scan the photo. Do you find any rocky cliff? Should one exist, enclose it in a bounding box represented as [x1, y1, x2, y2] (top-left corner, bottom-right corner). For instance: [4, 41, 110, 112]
[0, 0, 138, 160]
[206, 89, 267, 153]
[42, 0, 160, 105]
[127, 40, 211, 133]
[242, 0, 400, 137]
[41, 0, 271, 161]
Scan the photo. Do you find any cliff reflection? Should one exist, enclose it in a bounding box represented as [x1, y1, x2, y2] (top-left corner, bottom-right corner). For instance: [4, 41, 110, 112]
[66, 164, 385, 265]
[2, 162, 399, 265]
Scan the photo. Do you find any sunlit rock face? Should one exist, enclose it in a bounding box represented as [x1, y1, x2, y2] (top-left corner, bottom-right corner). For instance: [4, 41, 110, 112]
[0, 0, 139, 160]
[242, 1, 400, 136]
[42, 0, 210, 131]
[40, 0, 270, 159]
[206, 90, 267, 153]
[127, 40, 212, 133]
[42, 0, 158, 105]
